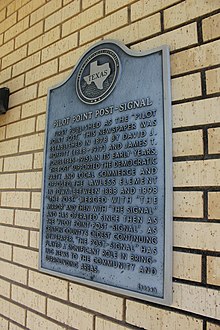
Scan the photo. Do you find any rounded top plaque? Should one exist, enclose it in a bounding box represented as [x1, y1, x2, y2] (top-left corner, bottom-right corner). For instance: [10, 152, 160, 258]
[76, 48, 120, 104]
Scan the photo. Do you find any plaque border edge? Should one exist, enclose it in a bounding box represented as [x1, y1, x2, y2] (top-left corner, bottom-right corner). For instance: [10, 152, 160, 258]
[39, 40, 173, 306]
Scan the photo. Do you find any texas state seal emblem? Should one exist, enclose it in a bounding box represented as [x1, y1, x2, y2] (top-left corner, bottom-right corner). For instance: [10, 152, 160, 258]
[76, 48, 120, 104]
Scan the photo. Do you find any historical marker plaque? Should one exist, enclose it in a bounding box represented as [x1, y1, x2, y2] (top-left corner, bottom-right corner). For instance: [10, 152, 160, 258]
[40, 41, 172, 304]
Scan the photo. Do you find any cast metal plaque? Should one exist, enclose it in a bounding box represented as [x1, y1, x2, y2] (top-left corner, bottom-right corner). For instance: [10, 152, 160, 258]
[40, 40, 172, 304]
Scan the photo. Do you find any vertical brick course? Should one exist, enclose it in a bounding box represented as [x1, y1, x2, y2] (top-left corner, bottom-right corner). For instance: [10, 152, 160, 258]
[207, 256, 220, 286]
[202, 12, 220, 41]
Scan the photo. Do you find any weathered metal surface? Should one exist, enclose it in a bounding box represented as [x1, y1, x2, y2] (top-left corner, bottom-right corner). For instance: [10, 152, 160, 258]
[39, 40, 172, 304]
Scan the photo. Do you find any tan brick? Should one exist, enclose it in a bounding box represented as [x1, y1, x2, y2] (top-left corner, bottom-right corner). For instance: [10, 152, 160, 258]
[96, 318, 133, 330]
[0, 260, 27, 284]
[0, 39, 14, 58]
[12, 285, 45, 313]
[0, 242, 12, 261]
[0, 67, 11, 84]
[172, 73, 201, 101]
[164, 0, 220, 29]
[106, 13, 161, 45]
[47, 299, 94, 329]
[208, 127, 220, 154]
[34, 152, 43, 169]
[9, 323, 26, 330]
[4, 154, 33, 172]
[7, 0, 30, 17]
[0, 12, 16, 34]
[59, 42, 89, 70]
[25, 59, 58, 85]
[173, 97, 220, 129]
[0, 0, 11, 11]
[31, 191, 42, 209]
[45, 0, 80, 31]
[17, 171, 42, 189]
[0, 139, 18, 156]
[1, 191, 30, 208]
[62, 2, 103, 37]
[173, 130, 203, 157]
[70, 283, 123, 320]
[131, 0, 181, 21]
[15, 22, 43, 49]
[171, 40, 220, 75]
[5, 74, 25, 93]
[207, 323, 220, 330]
[15, 209, 40, 229]
[0, 278, 10, 298]
[0, 173, 16, 189]
[38, 71, 69, 96]
[0, 158, 3, 172]
[173, 159, 220, 187]
[174, 191, 203, 218]
[29, 270, 68, 300]
[0, 208, 14, 225]
[106, 0, 135, 14]
[19, 132, 44, 152]
[0, 8, 6, 22]
[28, 26, 60, 55]
[173, 251, 201, 281]
[63, 0, 74, 4]
[13, 52, 41, 77]
[18, 0, 46, 20]
[0, 316, 8, 329]
[206, 67, 220, 95]
[9, 85, 37, 108]
[21, 97, 46, 118]
[30, 231, 39, 248]
[126, 300, 203, 329]
[80, 8, 128, 44]
[2, 45, 27, 69]
[203, 12, 220, 42]
[174, 221, 220, 251]
[41, 35, 78, 64]
[82, 0, 101, 10]
[172, 282, 220, 319]
[208, 192, 220, 220]
[207, 256, 220, 286]
[36, 114, 46, 131]
[0, 226, 29, 246]
[132, 22, 197, 52]
[0, 297, 26, 326]
[30, 0, 62, 25]
[6, 117, 35, 138]
[5, 17, 29, 42]
[13, 247, 38, 269]
[0, 107, 21, 127]
[27, 311, 66, 330]
[0, 126, 5, 140]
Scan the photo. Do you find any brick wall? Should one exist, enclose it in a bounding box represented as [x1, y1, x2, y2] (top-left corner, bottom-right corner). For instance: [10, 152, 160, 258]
[0, 0, 219, 329]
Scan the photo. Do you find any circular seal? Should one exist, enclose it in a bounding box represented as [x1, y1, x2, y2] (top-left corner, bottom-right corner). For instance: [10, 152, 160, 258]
[76, 48, 120, 104]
